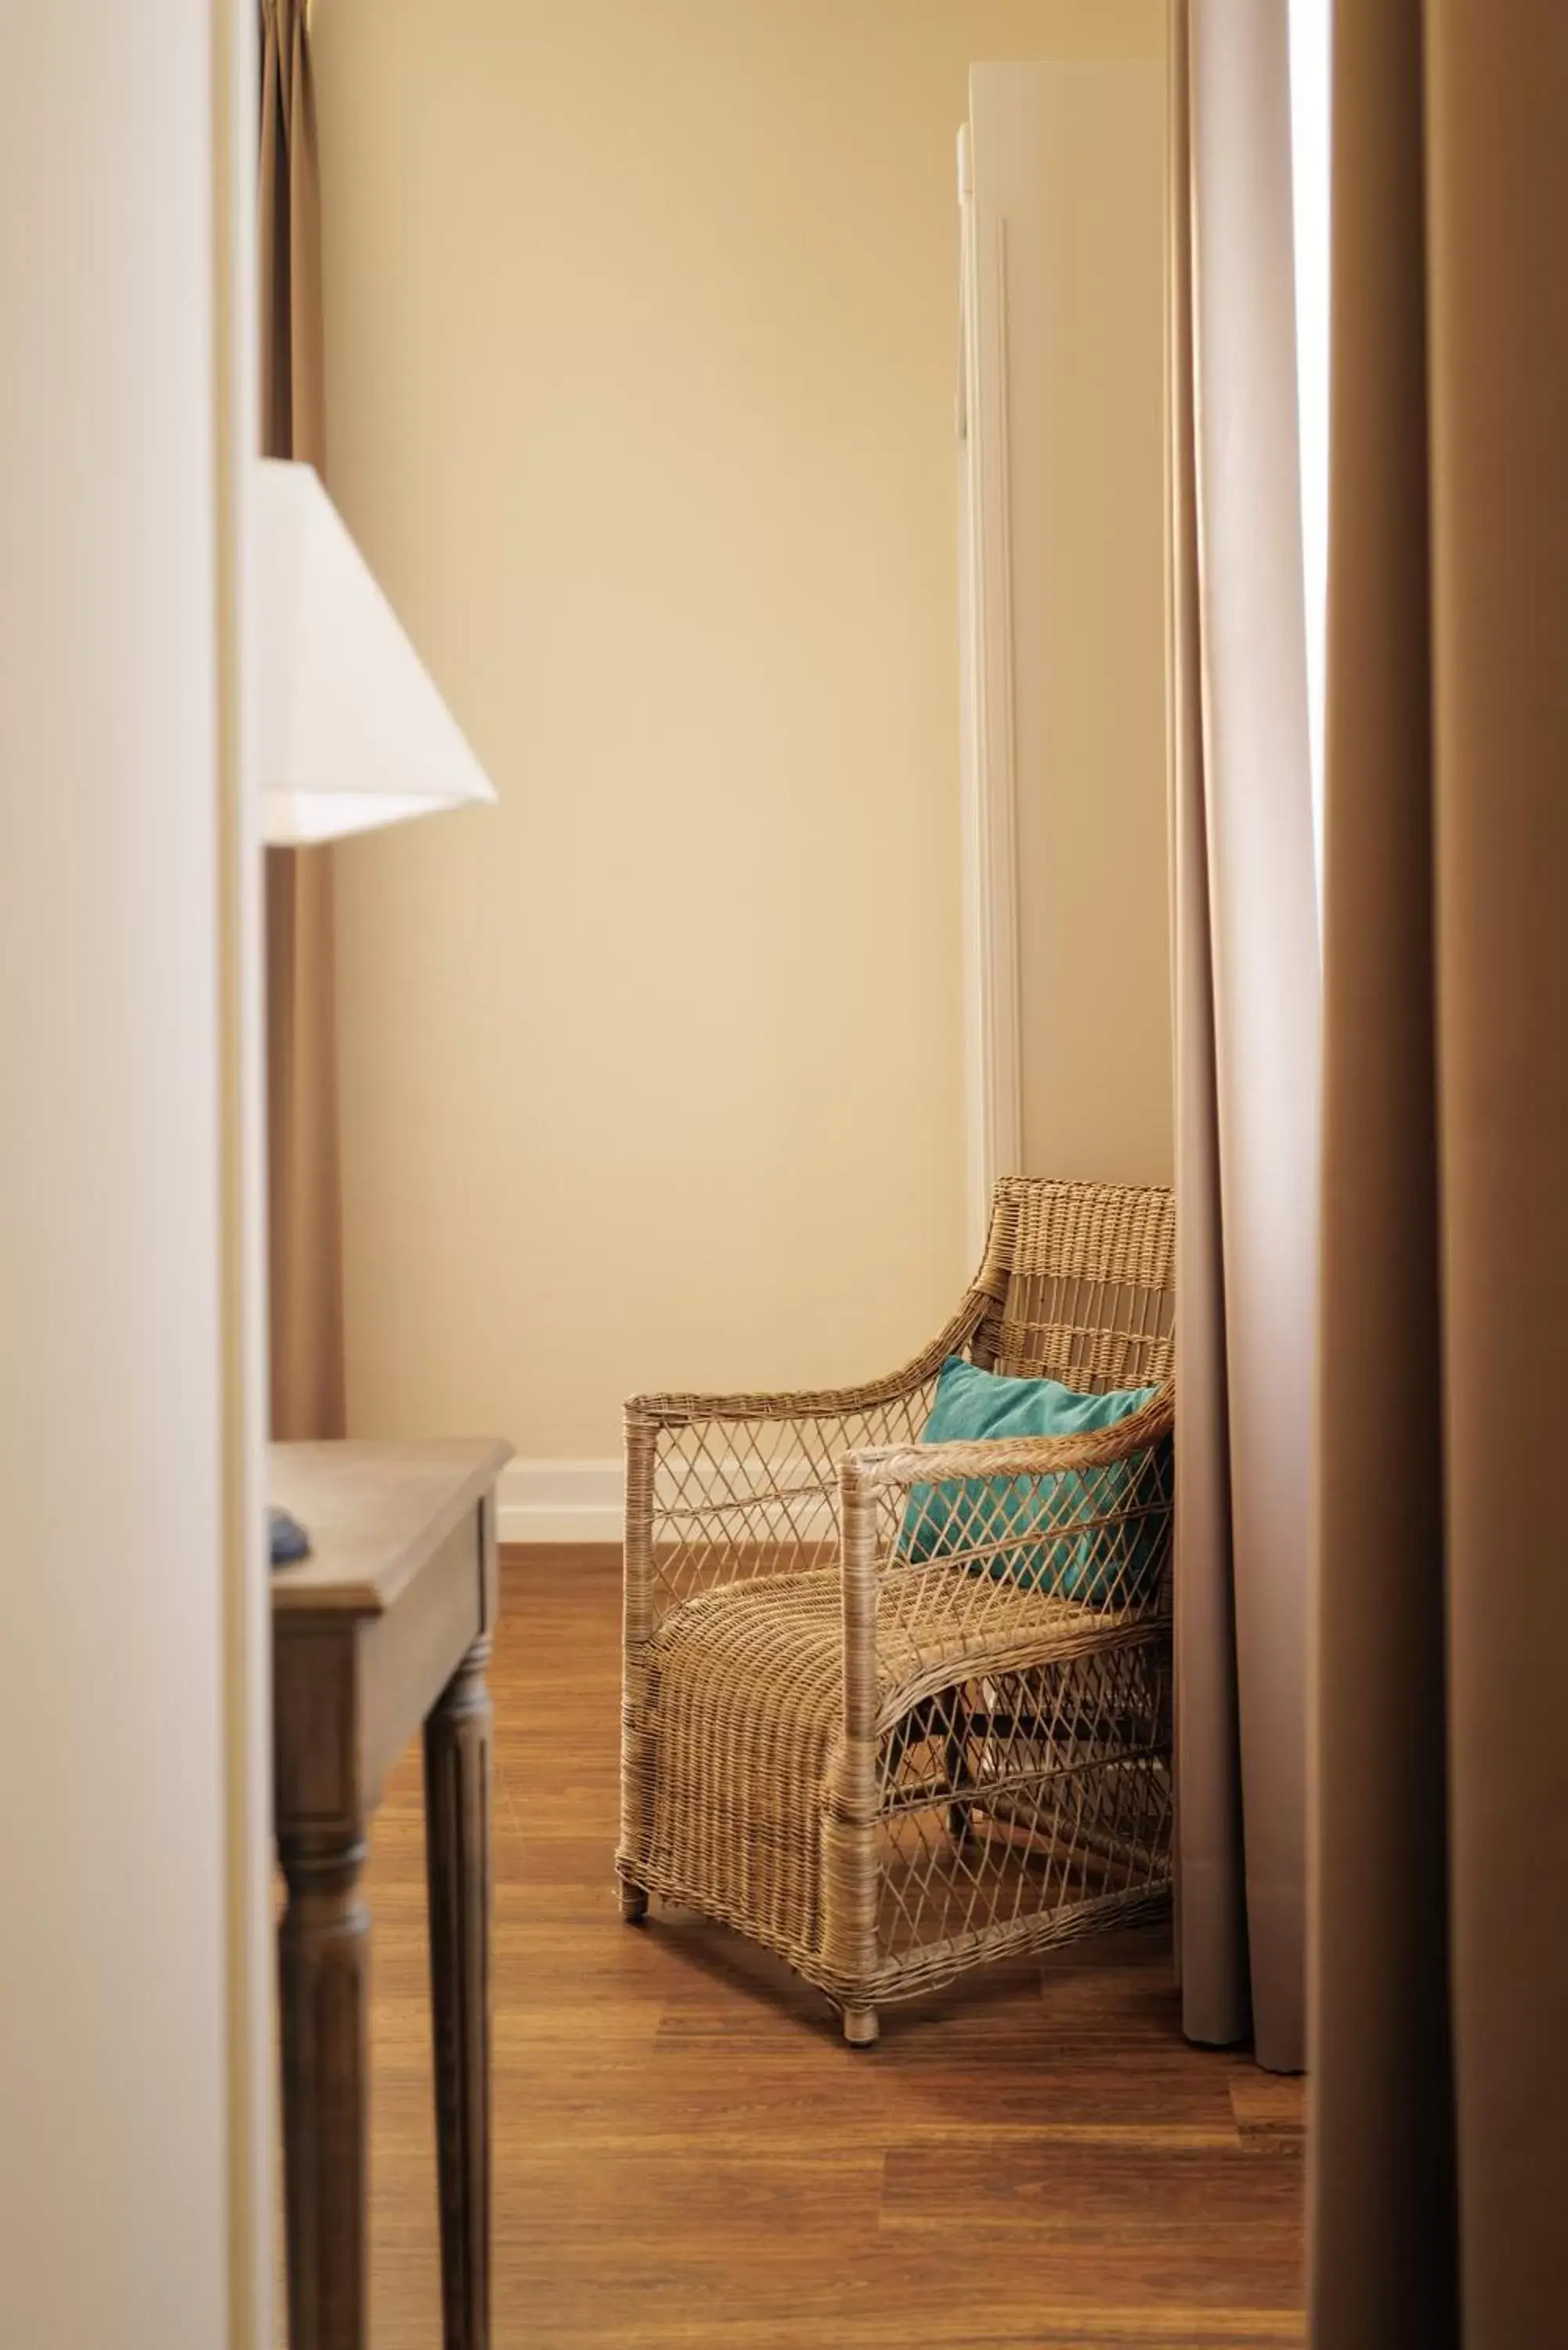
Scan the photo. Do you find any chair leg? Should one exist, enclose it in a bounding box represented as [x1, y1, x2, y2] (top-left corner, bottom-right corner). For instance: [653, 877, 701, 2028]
[620, 1421, 659, 1936]
[842, 2003, 880, 2048]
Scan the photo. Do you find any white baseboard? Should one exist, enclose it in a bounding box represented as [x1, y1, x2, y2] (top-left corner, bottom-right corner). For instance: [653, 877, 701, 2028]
[497, 1458, 623, 1546]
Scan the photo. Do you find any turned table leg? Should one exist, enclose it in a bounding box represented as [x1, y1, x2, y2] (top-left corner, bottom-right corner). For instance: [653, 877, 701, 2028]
[279, 1828, 371, 2350]
[425, 1632, 493, 2350]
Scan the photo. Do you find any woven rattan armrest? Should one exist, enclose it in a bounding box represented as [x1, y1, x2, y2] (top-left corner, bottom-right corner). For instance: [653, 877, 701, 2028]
[843, 1381, 1175, 1496]
[622, 1312, 988, 1618]
[625, 1309, 984, 1433]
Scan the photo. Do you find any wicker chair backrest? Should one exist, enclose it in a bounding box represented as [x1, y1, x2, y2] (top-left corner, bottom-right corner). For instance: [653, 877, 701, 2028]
[969, 1177, 1176, 1394]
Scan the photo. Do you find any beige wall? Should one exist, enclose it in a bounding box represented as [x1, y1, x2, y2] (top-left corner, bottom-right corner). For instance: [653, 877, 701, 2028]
[316, 0, 1166, 1465]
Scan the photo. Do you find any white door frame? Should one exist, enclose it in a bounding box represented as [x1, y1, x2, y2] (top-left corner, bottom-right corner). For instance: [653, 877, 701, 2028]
[215, 8, 273, 2342]
[0, 8, 269, 2344]
[956, 119, 1024, 1262]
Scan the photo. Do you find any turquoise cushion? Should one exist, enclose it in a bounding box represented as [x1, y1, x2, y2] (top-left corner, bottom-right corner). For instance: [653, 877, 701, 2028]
[900, 1357, 1166, 1606]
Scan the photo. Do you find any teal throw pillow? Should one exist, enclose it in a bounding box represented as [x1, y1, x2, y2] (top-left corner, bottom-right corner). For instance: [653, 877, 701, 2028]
[900, 1357, 1167, 1607]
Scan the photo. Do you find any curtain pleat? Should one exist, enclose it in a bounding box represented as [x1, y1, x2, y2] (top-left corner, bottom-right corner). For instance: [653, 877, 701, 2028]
[1169, 0, 1321, 2075]
[1311, 2, 1568, 2340]
[258, 0, 345, 1439]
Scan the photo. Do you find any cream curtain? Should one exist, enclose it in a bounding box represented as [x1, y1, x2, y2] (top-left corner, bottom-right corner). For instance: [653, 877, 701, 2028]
[258, 0, 345, 1439]
[1311, 1, 1568, 2338]
[1168, 0, 1321, 2075]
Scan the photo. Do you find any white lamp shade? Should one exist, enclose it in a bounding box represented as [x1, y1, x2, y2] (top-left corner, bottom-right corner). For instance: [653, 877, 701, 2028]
[255, 457, 497, 846]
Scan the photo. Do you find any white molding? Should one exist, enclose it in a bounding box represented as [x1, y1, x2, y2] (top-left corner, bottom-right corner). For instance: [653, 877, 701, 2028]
[958, 174, 1024, 1262]
[498, 1458, 624, 1545]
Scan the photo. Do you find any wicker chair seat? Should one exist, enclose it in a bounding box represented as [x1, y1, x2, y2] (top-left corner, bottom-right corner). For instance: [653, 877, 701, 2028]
[640, 1560, 1155, 1987]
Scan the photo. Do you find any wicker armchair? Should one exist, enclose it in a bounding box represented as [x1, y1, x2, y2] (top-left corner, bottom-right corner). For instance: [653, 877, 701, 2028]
[617, 1177, 1175, 2044]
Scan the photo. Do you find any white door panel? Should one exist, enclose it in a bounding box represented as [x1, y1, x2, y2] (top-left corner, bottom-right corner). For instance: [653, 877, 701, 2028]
[959, 59, 1171, 1249]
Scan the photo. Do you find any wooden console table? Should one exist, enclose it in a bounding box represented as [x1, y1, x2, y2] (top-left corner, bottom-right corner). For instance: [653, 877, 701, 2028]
[270, 1437, 511, 2350]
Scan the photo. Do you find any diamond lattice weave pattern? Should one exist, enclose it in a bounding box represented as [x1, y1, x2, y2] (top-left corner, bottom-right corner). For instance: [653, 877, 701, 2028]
[637, 1556, 1172, 2000]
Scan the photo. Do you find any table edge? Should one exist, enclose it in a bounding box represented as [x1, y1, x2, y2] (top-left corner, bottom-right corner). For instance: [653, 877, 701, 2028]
[269, 1437, 513, 1618]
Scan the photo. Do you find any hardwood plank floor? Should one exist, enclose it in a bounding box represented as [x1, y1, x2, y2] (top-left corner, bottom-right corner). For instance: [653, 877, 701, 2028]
[335, 1546, 1306, 2348]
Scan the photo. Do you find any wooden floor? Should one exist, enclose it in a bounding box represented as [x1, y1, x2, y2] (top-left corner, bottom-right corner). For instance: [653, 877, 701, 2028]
[349, 1546, 1306, 2348]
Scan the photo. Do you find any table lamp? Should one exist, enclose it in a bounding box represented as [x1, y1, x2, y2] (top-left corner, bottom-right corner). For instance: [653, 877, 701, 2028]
[257, 457, 497, 1561]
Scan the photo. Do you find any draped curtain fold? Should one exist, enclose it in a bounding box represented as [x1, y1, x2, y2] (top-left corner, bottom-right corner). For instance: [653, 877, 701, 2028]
[1310, 2, 1568, 2340]
[258, 0, 345, 1439]
[1168, 0, 1321, 2076]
